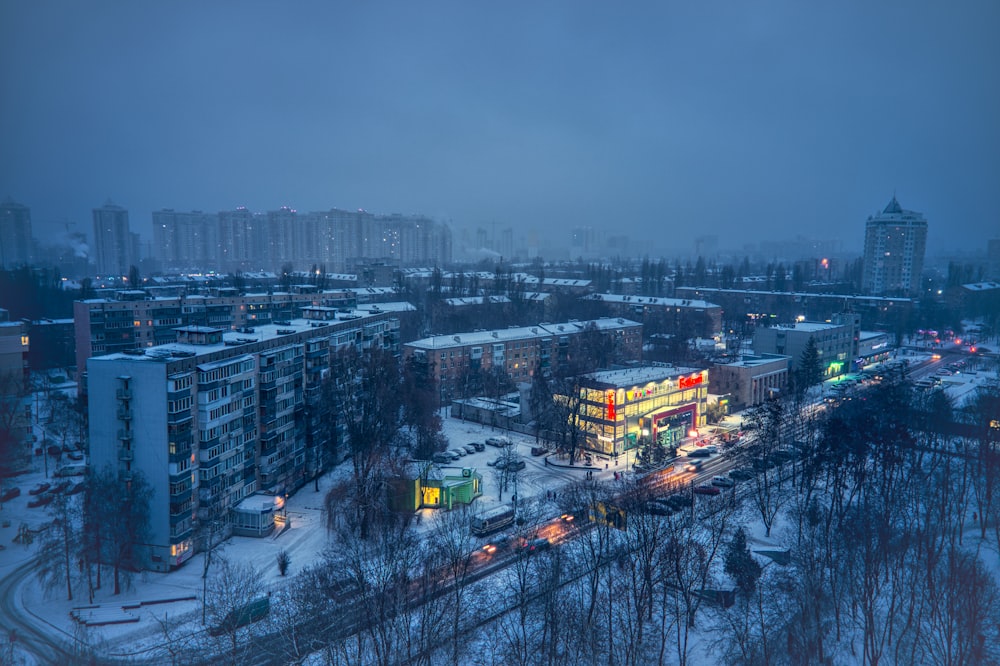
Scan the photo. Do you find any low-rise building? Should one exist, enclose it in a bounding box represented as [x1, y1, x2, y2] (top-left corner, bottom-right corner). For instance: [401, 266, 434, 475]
[752, 314, 857, 378]
[710, 353, 791, 410]
[557, 364, 709, 457]
[404, 318, 643, 401]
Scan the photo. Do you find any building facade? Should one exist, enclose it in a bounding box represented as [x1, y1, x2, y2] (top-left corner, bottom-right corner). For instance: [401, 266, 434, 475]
[403, 318, 644, 401]
[563, 365, 710, 457]
[152, 210, 219, 271]
[92, 202, 139, 277]
[752, 314, 858, 377]
[87, 305, 408, 571]
[155, 206, 452, 273]
[0, 198, 34, 268]
[862, 196, 928, 297]
[710, 353, 790, 410]
[72, 288, 364, 381]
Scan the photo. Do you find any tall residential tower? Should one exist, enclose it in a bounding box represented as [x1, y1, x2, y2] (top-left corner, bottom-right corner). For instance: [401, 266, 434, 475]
[93, 201, 139, 277]
[861, 196, 927, 297]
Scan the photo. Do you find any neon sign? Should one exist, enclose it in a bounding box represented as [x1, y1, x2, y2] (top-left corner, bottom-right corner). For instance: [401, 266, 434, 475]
[607, 391, 616, 420]
[678, 374, 703, 390]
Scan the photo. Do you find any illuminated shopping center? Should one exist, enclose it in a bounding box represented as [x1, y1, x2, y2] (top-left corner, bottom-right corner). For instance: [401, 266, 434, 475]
[564, 364, 709, 457]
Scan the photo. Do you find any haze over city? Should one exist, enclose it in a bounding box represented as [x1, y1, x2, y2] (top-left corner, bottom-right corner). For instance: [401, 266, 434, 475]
[2, 2, 999, 257]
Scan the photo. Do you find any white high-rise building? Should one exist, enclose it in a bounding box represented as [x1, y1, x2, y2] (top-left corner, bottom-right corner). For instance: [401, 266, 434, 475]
[862, 196, 928, 297]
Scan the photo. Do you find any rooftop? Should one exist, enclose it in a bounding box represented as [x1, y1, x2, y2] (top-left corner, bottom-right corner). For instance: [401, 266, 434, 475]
[585, 364, 702, 387]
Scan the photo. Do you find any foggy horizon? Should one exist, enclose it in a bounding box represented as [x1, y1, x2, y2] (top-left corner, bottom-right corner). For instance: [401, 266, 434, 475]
[2, 2, 998, 259]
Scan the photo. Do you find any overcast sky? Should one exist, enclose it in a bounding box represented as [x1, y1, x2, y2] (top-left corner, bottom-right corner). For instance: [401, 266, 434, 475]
[1, 1, 997, 257]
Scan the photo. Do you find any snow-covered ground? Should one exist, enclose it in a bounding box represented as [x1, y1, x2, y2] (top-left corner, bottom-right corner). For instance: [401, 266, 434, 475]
[1, 349, 995, 663]
[0, 415, 626, 663]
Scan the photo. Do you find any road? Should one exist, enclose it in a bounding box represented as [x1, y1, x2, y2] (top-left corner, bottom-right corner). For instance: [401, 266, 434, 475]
[0, 557, 79, 664]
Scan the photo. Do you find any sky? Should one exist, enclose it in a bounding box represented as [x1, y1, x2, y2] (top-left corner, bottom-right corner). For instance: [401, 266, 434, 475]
[1, 1, 998, 257]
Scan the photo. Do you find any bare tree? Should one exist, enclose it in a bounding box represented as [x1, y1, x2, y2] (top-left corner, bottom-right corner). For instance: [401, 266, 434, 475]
[0, 370, 30, 480]
[84, 465, 153, 595]
[203, 558, 267, 665]
[328, 346, 404, 539]
[34, 491, 82, 600]
[737, 397, 789, 537]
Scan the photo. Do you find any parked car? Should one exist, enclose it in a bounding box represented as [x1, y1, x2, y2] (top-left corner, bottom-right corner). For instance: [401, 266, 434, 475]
[711, 476, 735, 488]
[666, 495, 693, 509]
[729, 468, 754, 481]
[505, 460, 526, 472]
[644, 500, 675, 516]
[530, 446, 547, 457]
[28, 494, 53, 508]
[29, 483, 51, 496]
[0, 487, 20, 502]
[471, 442, 486, 452]
[485, 437, 511, 447]
[432, 452, 452, 464]
[693, 484, 721, 496]
[462, 444, 477, 455]
[449, 448, 466, 459]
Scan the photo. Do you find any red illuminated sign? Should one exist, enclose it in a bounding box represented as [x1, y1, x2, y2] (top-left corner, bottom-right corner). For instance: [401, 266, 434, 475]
[678, 374, 703, 390]
[607, 391, 616, 420]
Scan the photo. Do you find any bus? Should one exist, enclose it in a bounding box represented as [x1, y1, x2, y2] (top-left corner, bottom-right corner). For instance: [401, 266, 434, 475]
[471, 505, 515, 536]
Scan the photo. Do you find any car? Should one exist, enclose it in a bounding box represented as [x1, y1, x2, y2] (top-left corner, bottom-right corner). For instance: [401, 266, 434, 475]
[471, 442, 486, 452]
[486, 437, 511, 448]
[51, 480, 72, 494]
[505, 460, 526, 472]
[560, 512, 576, 523]
[67, 451, 85, 461]
[28, 494, 53, 508]
[432, 452, 452, 464]
[486, 459, 498, 467]
[0, 487, 20, 502]
[693, 484, 721, 496]
[687, 448, 713, 458]
[729, 469, 754, 481]
[67, 482, 86, 495]
[666, 495, 693, 509]
[482, 535, 513, 555]
[29, 483, 51, 496]
[644, 501, 674, 516]
[462, 444, 477, 455]
[522, 537, 550, 553]
[711, 476, 735, 488]
[530, 446, 547, 457]
[449, 449, 466, 459]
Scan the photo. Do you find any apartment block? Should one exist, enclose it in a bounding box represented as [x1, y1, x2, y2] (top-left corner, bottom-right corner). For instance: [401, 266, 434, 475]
[404, 318, 643, 401]
[73, 288, 358, 381]
[87, 303, 411, 571]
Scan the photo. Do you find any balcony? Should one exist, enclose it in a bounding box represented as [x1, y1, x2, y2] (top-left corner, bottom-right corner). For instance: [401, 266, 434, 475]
[118, 449, 133, 462]
[117, 429, 132, 441]
[116, 408, 132, 421]
[116, 388, 132, 400]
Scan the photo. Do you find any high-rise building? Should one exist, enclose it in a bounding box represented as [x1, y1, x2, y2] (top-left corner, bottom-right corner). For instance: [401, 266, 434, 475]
[0, 197, 34, 268]
[152, 209, 219, 271]
[92, 201, 139, 277]
[861, 196, 927, 297]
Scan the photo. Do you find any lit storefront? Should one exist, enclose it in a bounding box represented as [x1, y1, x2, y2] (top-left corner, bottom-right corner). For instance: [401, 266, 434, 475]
[854, 331, 892, 370]
[567, 366, 709, 457]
